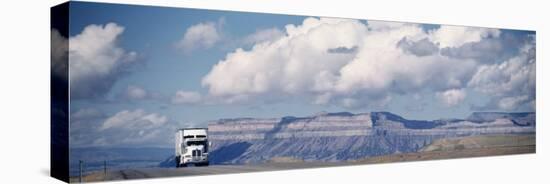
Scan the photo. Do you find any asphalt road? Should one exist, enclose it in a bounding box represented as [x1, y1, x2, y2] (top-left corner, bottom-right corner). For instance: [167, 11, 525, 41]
[75, 162, 342, 182]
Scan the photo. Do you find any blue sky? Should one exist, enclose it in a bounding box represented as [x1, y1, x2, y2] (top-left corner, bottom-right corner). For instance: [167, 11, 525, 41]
[57, 2, 535, 148]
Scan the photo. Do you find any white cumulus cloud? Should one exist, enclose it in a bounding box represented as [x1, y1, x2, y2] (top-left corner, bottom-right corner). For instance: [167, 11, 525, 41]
[177, 19, 224, 53]
[436, 88, 467, 107]
[429, 25, 501, 48]
[69, 23, 138, 99]
[171, 90, 202, 104]
[468, 37, 535, 110]
[497, 95, 530, 110]
[100, 109, 167, 131]
[243, 27, 285, 45]
[201, 18, 478, 108]
[124, 85, 148, 100]
[70, 108, 178, 147]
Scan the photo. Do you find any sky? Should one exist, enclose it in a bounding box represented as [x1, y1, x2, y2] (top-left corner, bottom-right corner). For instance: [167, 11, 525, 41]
[53, 2, 536, 148]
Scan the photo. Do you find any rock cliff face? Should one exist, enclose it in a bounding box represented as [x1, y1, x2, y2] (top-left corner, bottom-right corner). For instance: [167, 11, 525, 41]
[207, 112, 535, 164]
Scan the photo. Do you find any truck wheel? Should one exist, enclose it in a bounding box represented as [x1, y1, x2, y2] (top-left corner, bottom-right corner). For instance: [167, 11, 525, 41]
[197, 162, 209, 167]
[175, 156, 180, 168]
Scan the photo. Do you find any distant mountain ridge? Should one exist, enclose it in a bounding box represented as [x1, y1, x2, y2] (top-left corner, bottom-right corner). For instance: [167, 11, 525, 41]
[467, 112, 535, 125]
[208, 111, 535, 164]
[70, 111, 536, 174]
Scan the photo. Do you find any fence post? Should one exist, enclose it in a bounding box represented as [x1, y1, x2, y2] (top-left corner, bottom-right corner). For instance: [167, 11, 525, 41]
[79, 160, 83, 183]
[104, 160, 107, 181]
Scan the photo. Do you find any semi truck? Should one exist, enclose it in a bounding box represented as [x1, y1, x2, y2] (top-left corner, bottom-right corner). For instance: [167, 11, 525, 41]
[175, 128, 210, 167]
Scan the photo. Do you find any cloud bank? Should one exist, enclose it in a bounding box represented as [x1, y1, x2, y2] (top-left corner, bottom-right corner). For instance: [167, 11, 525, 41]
[70, 108, 177, 147]
[201, 17, 535, 111]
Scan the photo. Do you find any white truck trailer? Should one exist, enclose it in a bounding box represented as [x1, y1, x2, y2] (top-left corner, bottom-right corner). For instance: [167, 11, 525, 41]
[175, 128, 210, 167]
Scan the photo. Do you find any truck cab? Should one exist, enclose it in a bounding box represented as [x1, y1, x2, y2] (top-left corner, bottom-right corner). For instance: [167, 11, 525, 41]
[175, 128, 210, 167]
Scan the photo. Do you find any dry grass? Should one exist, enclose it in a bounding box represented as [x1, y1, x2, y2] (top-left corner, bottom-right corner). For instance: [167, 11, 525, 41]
[268, 156, 305, 163]
[351, 134, 535, 164]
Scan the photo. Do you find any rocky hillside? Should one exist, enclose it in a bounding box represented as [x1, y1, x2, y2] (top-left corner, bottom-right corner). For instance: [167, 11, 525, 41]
[207, 112, 535, 164]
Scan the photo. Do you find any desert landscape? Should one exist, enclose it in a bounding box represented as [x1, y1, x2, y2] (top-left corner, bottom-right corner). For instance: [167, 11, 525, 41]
[71, 112, 535, 182]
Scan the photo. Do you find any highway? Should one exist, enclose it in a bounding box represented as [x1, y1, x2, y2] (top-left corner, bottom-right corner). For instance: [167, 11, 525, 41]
[74, 162, 343, 182]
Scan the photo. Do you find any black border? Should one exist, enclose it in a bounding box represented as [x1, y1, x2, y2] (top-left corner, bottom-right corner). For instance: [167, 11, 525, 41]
[51, 1, 70, 183]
